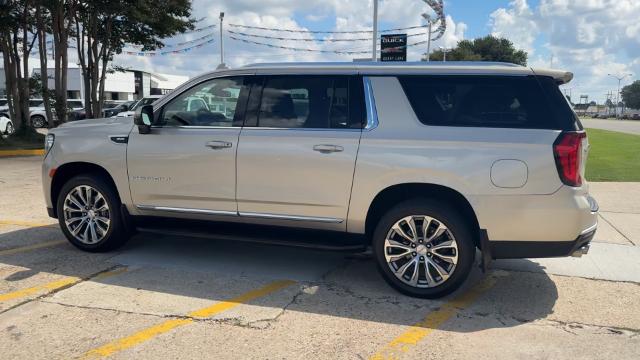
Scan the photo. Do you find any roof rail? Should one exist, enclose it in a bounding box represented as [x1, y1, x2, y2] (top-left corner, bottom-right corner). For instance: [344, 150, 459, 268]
[242, 61, 524, 68]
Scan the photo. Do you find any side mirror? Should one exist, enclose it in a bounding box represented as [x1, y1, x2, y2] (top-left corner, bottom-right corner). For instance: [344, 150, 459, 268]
[134, 104, 153, 134]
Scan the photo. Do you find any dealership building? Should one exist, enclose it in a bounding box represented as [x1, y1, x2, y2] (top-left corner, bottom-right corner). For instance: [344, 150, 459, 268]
[0, 60, 188, 101]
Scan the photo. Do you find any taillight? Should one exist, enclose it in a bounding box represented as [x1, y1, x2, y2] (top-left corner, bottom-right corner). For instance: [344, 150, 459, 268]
[553, 131, 586, 187]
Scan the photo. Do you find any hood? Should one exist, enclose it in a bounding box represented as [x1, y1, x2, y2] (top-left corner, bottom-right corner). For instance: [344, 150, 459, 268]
[58, 116, 134, 130]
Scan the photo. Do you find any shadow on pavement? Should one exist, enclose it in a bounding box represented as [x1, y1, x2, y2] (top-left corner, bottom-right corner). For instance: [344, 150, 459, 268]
[0, 224, 558, 331]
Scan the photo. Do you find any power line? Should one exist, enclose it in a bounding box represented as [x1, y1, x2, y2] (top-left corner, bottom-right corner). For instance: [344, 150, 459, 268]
[229, 36, 430, 54]
[228, 23, 427, 34]
[227, 29, 428, 42]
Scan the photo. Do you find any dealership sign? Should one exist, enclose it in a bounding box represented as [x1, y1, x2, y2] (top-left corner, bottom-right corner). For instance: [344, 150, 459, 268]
[381, 34, 407, 62]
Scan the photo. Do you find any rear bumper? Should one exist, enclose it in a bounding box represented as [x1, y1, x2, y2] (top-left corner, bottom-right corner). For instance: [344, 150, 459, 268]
[489, 224, 596, 259]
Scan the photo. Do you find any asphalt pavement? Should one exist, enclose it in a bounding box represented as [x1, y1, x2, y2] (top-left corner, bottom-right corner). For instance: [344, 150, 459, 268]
[581, 118, 640, 135]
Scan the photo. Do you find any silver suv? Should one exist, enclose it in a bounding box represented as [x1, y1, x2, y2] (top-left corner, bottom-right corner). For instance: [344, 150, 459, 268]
[42, 62, 598, 298]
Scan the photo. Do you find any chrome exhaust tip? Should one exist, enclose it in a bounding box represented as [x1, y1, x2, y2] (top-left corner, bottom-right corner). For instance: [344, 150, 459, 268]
[571, 244, 590, 258]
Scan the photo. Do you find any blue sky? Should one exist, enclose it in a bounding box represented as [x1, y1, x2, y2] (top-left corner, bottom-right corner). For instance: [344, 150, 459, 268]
[110, 0, 640, 103]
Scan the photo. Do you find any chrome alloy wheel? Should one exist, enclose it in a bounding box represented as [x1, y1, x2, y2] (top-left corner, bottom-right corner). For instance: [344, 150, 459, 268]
[384, 215, 459, 288]
[63, 185, 111, 244]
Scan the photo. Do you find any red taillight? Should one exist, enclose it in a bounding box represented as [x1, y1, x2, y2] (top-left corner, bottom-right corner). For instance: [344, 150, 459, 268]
[553, 131, 586, 187]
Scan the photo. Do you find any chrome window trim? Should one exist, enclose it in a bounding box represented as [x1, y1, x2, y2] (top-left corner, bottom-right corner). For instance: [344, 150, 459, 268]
[363, 77, 379, 131]
[239, 212, 344, 223]
[136, 205, 238, 217]
[240, 127, 361, 132]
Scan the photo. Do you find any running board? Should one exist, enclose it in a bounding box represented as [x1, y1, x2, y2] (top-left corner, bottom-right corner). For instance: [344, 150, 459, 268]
[134, 217, 367, 252]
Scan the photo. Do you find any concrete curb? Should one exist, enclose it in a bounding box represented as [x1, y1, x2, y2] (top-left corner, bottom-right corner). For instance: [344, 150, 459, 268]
[0, 149, 44, 157]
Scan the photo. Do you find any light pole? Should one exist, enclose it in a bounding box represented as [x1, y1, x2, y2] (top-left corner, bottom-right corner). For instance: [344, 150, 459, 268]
[438, 46, 449, 61]
[422, 14, 432, 61]
[217, 12, 226, 70]
[372, 0, 378, 61]
[607, 73, 633, 118]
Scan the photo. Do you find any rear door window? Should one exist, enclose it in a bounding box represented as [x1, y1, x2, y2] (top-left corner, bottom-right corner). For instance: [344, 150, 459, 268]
[246, 75, 364, 129]
[398, 75, 575, 130]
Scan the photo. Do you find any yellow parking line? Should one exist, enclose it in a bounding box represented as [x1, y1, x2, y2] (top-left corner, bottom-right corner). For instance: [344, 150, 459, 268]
[370, 274, 503, 360]
[0, 149, 44, 157]
[0, 220, 56, 228]
[0, 240, 67, 256]
[82, 279, 296, 359]
[0, 267, 128, 303]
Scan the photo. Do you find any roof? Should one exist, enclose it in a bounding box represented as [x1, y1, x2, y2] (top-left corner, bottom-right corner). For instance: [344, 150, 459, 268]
[239, 61, 573, 84]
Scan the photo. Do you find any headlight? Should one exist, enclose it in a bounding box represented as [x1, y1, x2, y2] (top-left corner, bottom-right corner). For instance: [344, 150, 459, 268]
[45, 133, 55, 155]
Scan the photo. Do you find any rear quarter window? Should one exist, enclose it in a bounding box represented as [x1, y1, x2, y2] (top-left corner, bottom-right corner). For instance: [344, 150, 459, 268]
[398, 75, 577, 130]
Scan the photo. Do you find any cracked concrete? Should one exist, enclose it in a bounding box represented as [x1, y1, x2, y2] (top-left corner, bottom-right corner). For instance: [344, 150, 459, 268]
[1, 156, 640, 359]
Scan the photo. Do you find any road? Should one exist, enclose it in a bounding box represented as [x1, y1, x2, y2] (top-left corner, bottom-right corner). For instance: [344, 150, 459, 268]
[581, 118, 640, 135]
[1, 156, 639, 359]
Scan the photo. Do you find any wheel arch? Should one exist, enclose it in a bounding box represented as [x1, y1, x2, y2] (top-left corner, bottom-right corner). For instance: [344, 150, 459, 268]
[364, 183, 481, 247]
[50, 162, 120, 218]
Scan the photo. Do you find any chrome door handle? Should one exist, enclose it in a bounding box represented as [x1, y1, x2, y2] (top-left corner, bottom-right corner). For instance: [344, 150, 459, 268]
[205, 141, 233, 150]
[313, 144, 344, 154]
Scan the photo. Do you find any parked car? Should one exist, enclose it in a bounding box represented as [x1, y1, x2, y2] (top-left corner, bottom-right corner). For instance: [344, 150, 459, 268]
[42, 62, 598, 298]
[103, 100, 136, 118]
[30, 99, 84, 128]
[0, 114, 13, 135]
[115, 96, 161, 117]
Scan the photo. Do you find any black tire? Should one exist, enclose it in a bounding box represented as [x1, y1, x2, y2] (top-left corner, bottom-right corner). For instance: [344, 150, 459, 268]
[56, 174, 130, 252]
[5, 121, 13, 135]
[372, 199, 475, 298]
[31, 115, 45, 128]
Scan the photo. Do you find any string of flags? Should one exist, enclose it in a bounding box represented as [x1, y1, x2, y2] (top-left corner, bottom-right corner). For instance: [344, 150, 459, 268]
[227, 29, 429, 42]
[229, 36, 430, 54]
[228, 23, 428, 34]
[123, 38, 214, 56]
[124, 32, 216, 50]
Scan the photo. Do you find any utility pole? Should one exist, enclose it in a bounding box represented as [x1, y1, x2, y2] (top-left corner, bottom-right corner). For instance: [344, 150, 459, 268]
[607, 73, 633, 118]
[423, 15, 432, 61]
[217, 12, 227, 69]
[372, 0, 378, 61]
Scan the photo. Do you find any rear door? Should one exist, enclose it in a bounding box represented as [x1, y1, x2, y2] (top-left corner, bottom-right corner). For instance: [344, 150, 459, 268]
[236, 75, 365, 228]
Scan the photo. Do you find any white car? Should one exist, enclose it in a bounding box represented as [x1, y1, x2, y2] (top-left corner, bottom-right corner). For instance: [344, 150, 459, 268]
[0, 115, 14, 135]
[115, 96, 162, 117]
[30, 99, 84, 128]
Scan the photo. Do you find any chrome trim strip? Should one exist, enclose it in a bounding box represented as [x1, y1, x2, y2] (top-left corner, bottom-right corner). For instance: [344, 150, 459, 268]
[580, 222, 598, 235]
[363, 77, 379, 131]
[239, 211, 344, 223]
[240, 127, 361, 132]
[136, 205, 238, 217]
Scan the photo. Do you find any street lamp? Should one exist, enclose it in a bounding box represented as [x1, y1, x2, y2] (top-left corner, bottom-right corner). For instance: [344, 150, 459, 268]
[607, 73, 633, 118]
[438, 46, 449, 61]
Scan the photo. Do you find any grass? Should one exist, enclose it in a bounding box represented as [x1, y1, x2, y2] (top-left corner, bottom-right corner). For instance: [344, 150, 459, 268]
[585, 128, 640, 182]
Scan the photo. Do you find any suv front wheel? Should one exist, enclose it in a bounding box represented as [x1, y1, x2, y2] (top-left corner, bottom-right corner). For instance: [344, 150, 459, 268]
[372, 199, 475, 298]
[56, 174, 130, 252]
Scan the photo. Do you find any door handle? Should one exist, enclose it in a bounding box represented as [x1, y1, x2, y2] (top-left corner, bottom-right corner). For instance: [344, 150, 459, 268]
[205, 141, 233, 150]
[313, 144, 344, 154]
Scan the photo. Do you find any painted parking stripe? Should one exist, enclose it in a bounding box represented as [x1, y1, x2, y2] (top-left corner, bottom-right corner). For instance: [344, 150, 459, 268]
[0, 240, 67, 256]
[369, 273, 505, 360]
[0, 149, 44, 157]
[82, 279, 296, 359]
[0, 220, 56, 228]
[0, 267, 128, 303]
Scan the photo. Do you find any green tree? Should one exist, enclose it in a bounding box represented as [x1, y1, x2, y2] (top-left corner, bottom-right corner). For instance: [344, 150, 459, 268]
[73, 0, 194, 118]
[621, 80, 640, 109]
[426, 35, 528, 66]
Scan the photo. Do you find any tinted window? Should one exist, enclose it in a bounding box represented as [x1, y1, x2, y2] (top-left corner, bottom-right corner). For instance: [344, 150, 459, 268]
[29, 100, 44, 108]
[399, 75, 573, 130]
[160, 77, 244, 127]
[254, 76, 362, 129]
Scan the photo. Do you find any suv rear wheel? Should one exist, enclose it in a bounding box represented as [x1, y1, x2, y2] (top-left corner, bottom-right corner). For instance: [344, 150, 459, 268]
[31, 115, 45, 128]
[56, 174, 130, 252]
[372, 199, 475, 298]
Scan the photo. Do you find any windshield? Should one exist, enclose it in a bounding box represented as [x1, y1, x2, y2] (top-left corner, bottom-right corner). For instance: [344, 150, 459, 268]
[131, 98, 158, 111]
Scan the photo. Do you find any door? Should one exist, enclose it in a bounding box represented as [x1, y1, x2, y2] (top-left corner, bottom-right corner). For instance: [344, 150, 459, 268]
[128, 76, 248, 215]
[236, 75, 365, 226]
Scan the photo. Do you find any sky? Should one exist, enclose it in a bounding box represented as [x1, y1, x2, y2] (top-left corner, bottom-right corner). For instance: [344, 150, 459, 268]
[109, 0, 640, 104]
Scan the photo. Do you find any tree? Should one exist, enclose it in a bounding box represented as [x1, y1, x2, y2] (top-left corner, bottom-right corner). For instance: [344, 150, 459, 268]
[621, 81, 640, 110]
[426, 35, 528, 66]
[34, 0, 54, 127]
[0, 0, 38, 136]
[74, 0, 194, 118]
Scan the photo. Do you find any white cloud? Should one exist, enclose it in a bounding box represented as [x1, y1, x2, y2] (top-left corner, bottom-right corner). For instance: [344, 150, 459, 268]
[490, 0, 640, 103]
